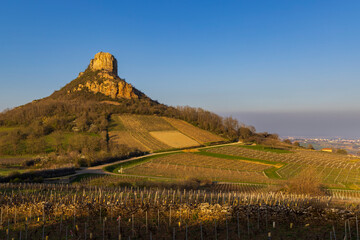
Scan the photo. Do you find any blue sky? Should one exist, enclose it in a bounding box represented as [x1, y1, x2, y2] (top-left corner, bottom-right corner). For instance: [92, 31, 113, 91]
[1, 1, 359, 137]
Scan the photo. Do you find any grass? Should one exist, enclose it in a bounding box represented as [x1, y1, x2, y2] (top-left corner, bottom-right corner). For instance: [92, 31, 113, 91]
[264, 167, 283, 179]
[0, 155, 35, 159]
[0, 126, 19, 132]
[108, 115, 126, 131]
[162, 117, 225, 144]
[0, 168, 27, 176]
[238, 144, 293, 153]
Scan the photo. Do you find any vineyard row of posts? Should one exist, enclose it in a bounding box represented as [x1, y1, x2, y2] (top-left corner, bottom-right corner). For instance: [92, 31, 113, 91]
[0, 183, 360, 239]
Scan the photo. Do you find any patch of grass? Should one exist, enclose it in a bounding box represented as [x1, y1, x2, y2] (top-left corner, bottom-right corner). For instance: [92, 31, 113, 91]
[0, 126, 19, 132]
[108, 115, 126, 131]
[239, 145, 293, 153]
[0, 155, 35, 159]
[44, 132, 100, 152]
[264, 167, 282, 179]
[0, 168, 27, 177]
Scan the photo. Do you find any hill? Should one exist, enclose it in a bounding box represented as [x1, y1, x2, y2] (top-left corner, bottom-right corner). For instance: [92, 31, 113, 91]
[0, 52, 257, 170]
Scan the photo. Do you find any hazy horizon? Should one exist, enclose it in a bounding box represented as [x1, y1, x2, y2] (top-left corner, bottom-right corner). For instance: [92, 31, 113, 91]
[226, 110, 360, 138]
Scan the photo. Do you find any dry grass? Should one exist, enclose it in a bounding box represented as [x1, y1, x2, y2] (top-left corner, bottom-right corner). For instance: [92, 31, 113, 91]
[108, 114, 225, 152]
[114, 115, 172, 151]
[108, 131, 150, 152]
[149, 130, 200, 148]
[119, 114, 174, 132]
[163, 117, 225, 143]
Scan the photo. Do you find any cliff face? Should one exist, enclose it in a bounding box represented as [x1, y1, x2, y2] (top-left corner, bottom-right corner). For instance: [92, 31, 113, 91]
[89, 52, 118, 75]
[69, 52, 144, 100]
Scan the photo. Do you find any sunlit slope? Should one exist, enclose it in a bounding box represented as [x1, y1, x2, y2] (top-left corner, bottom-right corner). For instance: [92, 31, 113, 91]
[162, 117, 225, 144]
[108, 114, 225, 152]
[107, 143, 360, 188]
[123, 152, 270, 183]
[205, 145, 360, 188]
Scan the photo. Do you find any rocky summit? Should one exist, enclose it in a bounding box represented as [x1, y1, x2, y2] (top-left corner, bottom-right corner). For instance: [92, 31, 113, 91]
[89, 52, 118, 75]
[69, 52, 144, 100]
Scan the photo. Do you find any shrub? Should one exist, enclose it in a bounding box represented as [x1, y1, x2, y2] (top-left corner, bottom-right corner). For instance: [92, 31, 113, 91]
[284, 168, 324, 195]
[77, 158, 89, 167]
[336, 149, 348, 155]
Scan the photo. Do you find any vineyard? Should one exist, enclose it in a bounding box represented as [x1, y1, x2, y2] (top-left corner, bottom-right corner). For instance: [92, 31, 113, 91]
[121, 153, 271, 183]
[2, 141, 360, 238]
[101, 142, 360, 192]
[77, 175, 360, 201]
[204, 145, 360, 188]
[1, 182, 360, 240]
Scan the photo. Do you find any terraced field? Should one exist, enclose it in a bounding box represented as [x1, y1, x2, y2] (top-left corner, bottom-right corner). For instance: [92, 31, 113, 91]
[108, 143, 360, 189]
[205, 145, 360, 188]
[116, 152, 272, 183]
[108, 114, 225, 152]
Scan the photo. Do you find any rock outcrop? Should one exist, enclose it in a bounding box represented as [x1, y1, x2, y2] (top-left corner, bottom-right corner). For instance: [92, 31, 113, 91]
[89, 52, 118, 75]
[70, 52, 143, 100]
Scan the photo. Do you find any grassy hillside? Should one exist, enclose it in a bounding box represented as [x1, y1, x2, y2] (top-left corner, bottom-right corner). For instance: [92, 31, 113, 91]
[0, 113, 227, 176]
[108, 114, 225, 152]
[162, 117, 225, 144]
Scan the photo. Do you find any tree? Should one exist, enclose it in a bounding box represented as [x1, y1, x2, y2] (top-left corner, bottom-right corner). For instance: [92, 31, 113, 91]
[238, 127, 252, 140]
[293, 141, 300, 147]
[283, 139, 292, 145]
[223, 116, 239, 140]
[307, 144, 314, 150]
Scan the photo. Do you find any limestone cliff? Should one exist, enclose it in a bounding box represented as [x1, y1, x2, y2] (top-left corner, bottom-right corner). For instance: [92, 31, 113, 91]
[89, 52, 117, 75]
[69, 52, 144, 100]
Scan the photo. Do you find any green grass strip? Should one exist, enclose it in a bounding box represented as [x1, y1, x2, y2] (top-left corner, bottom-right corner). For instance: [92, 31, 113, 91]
[263, 167, 283, 179]
[237, 145, 293, 153]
